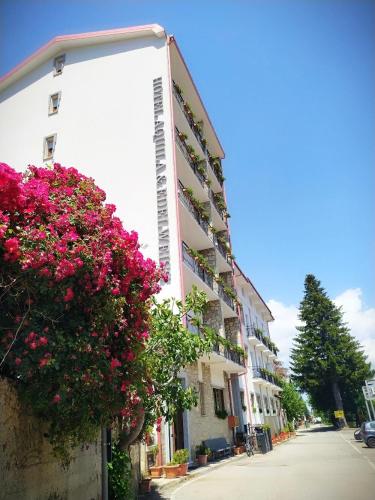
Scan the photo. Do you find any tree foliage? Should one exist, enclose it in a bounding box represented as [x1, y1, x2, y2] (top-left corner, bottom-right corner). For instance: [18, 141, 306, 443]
[291, 274, 373, 424]
[280, 380, 307, 422]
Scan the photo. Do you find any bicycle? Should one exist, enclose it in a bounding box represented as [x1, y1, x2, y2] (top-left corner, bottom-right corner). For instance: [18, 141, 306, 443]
[244, 432, 255, 457]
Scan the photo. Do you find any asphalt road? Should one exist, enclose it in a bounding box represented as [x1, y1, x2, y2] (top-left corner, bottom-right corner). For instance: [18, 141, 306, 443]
[171, 426, 375, 500]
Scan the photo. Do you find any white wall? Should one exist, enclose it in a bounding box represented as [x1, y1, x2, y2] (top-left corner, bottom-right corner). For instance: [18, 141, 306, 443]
[0, 35, 182, 300]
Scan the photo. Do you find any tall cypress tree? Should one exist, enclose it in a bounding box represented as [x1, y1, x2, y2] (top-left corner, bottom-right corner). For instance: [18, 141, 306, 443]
[291, 274, 373, 426]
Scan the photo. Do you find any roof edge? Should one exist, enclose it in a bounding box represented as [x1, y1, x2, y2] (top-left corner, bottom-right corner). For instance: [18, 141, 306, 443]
[0, 24, 165, 91]
[234, 261, 275, 321]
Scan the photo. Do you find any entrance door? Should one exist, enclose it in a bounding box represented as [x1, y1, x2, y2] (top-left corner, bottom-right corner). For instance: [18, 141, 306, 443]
[173, 409, 185, 451]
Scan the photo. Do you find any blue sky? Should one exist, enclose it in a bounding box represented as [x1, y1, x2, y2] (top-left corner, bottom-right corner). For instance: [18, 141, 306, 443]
[1, 0, 374, 314]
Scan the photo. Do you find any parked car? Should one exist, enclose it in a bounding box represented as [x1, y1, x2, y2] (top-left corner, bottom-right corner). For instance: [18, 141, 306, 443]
[354, 429, 362, 441]
[360, 421, 375, 448]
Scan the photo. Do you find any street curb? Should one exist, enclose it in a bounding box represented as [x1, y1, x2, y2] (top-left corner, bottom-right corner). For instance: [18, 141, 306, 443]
[141, 452, 252, 499]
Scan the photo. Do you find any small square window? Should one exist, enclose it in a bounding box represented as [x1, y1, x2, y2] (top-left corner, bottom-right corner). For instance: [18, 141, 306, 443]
[53, 54, 65, 76]
[49, 92, 61, 115]
[43, 134, 56, 160]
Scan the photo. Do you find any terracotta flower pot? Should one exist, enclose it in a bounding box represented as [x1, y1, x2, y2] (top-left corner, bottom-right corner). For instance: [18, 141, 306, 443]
[164, 464, 180, 479]
[234, 446, 243, 455]
[178, 462, 188, 476]
[149, 466, 163, 478]
[198, 454, 208, 466]
[139, 478, 152, 494]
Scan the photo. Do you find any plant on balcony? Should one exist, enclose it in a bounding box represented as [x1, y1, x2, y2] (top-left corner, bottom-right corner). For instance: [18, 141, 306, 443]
[212, 192, 229, 218]
[208, 155, 225, 184]
[173, 81, 183, 97]
[177, 130, 188, 142]
[215, 409, 228, 419]
[182, 187, 210, 223]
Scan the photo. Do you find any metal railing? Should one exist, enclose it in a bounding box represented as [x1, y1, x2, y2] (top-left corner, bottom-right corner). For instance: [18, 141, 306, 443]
[182, 242, 213, 289]
[213, 343, 245, 367]
[212, 233, 231, 264]
[217, 283, 235, 310]
[175, 128, 206, 186]
[251, 367, 282, 387]
[178, 181, 209, 235]
[173, 81, 224, 187]
[246, 326, 278, 356]
[208, 189, 226, 221]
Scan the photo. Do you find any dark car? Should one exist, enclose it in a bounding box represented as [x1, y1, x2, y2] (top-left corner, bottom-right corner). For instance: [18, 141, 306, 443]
[354, 428, 362, 441]
[360, 421, 375, 448]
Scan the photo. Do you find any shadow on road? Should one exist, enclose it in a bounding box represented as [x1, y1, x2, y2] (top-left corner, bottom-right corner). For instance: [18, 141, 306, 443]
[298, 425, 336, 434]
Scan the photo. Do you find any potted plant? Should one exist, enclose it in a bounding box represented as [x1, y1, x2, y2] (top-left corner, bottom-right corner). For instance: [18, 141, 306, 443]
[148, 445, 163, 478]
[196, 444, 210, 466]
[139, 474, 152, 494]
[172, 448, 189, 476]
[163, 462, 180, 479]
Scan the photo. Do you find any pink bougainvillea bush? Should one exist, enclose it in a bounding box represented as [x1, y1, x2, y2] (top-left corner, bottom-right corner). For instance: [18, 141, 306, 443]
[0, 162, 166, 460]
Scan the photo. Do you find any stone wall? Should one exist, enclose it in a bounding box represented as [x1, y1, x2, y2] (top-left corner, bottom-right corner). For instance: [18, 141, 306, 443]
[224, 317, 241, 344]
[0, 378, 101, 500]
[185, 363, 232, 459]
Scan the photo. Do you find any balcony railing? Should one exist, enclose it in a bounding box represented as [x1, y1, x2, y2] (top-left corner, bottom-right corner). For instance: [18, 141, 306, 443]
[217, 283, 235, 310]
[178, 181, 209, 235]
[251, 367, 282, 387]
[208, 189, 227, 222]
[213, 343, 245, 367]
[175, 127, 206, 186]
[213, 234, 231, 264]
[246, 326, 278, 356]
[173, 81, 224, 187]
[182, 242, 213, 289]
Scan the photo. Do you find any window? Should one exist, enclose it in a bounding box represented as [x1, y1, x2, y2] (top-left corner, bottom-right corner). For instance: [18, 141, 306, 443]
[49, 92, 61, 115]
[213, 388, 225, 413]
[199, 382, 206, 416]
[53, 54, 65, 76]
[43, 134, 56, 160]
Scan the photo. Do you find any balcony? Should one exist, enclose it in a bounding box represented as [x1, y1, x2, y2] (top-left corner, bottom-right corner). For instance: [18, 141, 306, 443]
[178, 181, 209, 236]
[175, 127, 206, 186]
[246, 326, 278, 357]
[182, 242, 213, 290]
[212, 234, 232, 266]
[208, 189, 227, 223]
[217, 283, 235, 311]
[251, 367, 282, 390]
[201, 342, 245, 373]
[173, 81, 224, 188]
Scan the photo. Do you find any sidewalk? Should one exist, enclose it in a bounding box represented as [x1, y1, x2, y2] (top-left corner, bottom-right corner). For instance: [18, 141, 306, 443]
[140, 452, 250, 500]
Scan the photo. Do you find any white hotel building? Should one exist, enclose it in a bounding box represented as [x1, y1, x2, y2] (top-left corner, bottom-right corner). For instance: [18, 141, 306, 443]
[0, 24, 282, 463]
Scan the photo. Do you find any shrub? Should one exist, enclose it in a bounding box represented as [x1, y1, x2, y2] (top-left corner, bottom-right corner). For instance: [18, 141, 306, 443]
[172, 448, 189, 464]
[0, 163, 165, 462]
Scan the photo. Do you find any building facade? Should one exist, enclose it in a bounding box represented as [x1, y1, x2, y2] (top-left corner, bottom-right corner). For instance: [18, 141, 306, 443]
[0, 24, 282, 467]
[234, 264, 284, 436]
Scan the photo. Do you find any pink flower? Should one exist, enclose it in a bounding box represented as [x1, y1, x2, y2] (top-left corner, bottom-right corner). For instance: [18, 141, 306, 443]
[15, 357, 22, 366]
[63, 287, 74, 302]
[29, 341, 37, 350]
[39, 336, 48, 346]
[110, 358, 122, 369]
[39, 358, 49, 368]
[3, 237, 21, 261]
[53, 394, 61, 404]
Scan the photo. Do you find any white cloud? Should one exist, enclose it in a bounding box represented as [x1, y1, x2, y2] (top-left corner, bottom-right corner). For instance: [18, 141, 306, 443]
[267, 288, 375, 369]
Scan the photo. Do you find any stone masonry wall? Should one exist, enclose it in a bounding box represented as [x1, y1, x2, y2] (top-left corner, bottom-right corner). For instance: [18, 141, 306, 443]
[0, 378, 101, 500]
[202, 300, 225, 338]
[224, 317, 241, 344]
[185, 363, 232, 459]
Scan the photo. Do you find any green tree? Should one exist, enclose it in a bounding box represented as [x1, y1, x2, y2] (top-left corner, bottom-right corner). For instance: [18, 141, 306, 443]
[291, 274, 373, 427]
[280, 380, 307, 422]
